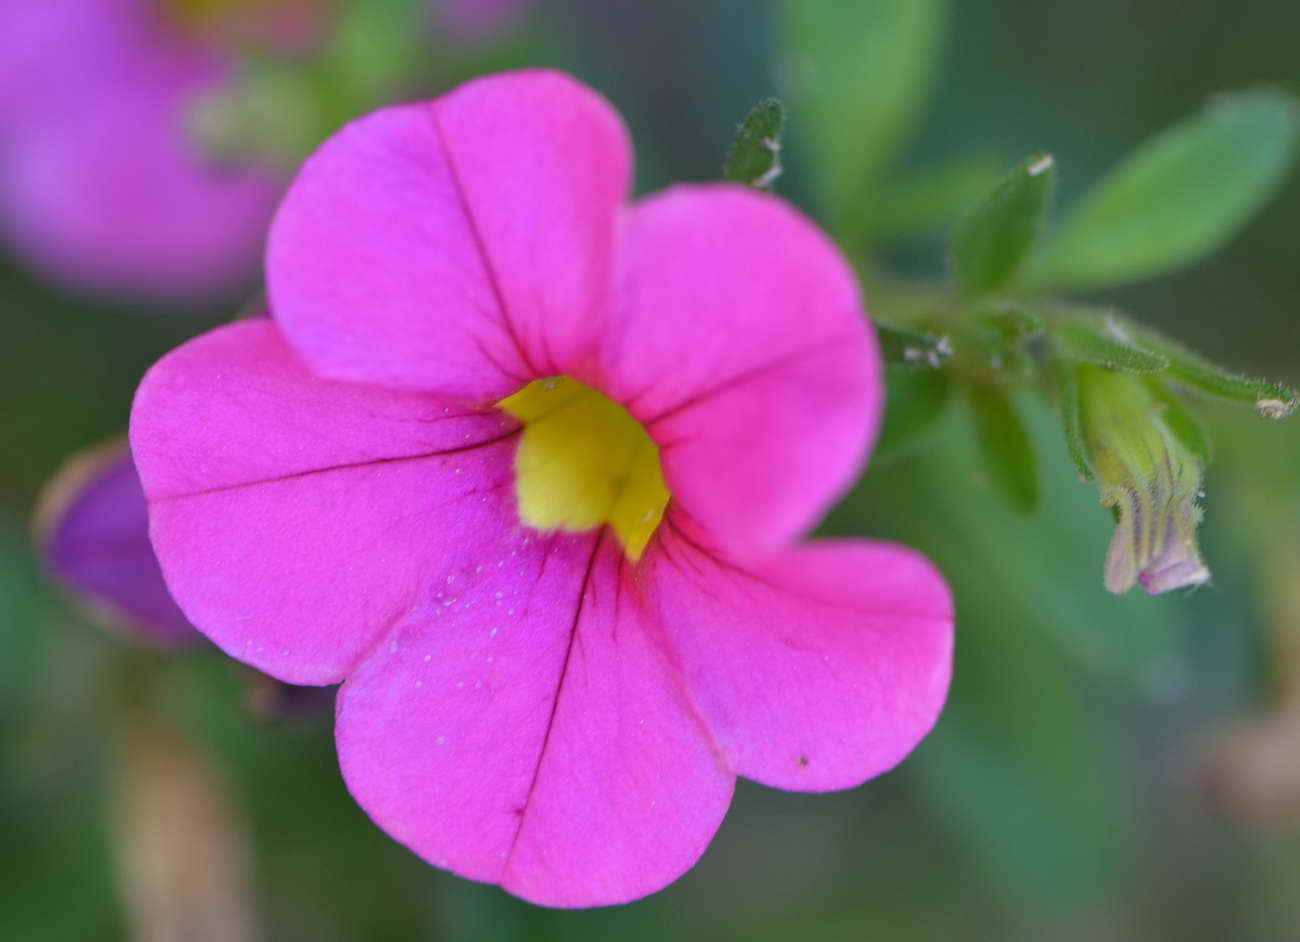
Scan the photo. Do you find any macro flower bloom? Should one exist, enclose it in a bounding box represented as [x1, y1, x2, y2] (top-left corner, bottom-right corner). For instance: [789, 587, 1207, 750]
[36, 440, 198, 646]
[0, 0, 289, 299]
[131, 70, 953, 906]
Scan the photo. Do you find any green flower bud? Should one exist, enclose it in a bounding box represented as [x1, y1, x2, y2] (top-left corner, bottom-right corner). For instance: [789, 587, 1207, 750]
[1077, 365, 1210, 594]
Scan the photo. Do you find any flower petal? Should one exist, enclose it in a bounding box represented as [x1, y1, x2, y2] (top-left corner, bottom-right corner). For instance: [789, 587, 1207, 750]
[130, 319, 522, 683]
[603, 185, 880, 555]
[336, 532, 733, 907]
[648, 521, 953, 791]
[268, 69, 631, 400]
[37, 441, 197, 646]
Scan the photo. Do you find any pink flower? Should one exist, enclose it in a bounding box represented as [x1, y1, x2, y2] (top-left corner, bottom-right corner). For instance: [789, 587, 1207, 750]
[130, 70, 953, 907]
[0, 0, 284, 299]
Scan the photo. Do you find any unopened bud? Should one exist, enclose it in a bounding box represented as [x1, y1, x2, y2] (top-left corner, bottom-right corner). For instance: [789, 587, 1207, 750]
[1077, 365, 1210, 594]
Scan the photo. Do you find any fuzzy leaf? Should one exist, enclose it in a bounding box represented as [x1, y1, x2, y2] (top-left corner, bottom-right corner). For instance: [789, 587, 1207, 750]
[874, 367, 953, 464]
[972, 302, 1044, 344]
[722, 98, 786, 188]
[1051, 359, 1094, 481]
[1038, 89, 1300, 290]
[951, 153, 1057, 296]
[1126, 325, 1298, 418]
[966, 383, 1040, 514]
[1051, 316, 1171, 374]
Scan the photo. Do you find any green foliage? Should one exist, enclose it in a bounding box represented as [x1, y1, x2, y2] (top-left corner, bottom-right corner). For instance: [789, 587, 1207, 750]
[783, 0, 947, 229]
[1050, 360, 1094, 482]
[872, 156, 1005, 239]
[1144, 377, 1213, 466]
[950, 153, 1057, 296]
[1050, 314, 1171, 374]
[874, 367, 953, 464]
[839, 403, 1189, 908]
[971, 302, 1044, 345]
[966, 383, 1040, 514]
[1037, 89, 1300, 289]
[1126, 323, 1299, 417]
[722, 98, 786, 188]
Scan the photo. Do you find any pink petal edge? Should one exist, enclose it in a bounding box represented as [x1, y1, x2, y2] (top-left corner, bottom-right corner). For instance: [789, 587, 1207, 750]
[268, 69, 631, 402]
[648, 516, 953, 791]
[336, 531, 734, 907]
[600, 185, 881, 558]
[131, 319, 522, 683]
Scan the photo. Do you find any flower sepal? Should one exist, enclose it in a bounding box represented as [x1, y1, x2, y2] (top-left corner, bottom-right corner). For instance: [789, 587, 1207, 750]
[1075, 364, 1210, 595]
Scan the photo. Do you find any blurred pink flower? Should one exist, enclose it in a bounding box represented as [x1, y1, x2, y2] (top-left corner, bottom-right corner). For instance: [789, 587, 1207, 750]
[131, 70, 953, 906]
[0, 0, 285, 300]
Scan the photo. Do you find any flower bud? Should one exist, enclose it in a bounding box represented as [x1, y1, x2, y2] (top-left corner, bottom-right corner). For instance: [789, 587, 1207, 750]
[34, 440, 200, 647]
[1077, 365, 1210, 594]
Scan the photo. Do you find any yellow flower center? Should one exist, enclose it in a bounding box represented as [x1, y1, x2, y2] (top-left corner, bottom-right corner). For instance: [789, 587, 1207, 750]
[497, 377, 670, 562]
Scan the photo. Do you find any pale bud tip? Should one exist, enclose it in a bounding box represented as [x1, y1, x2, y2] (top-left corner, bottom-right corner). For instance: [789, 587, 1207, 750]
[1256, 397, 1297, 420]
[1027, 154, 1055, 177]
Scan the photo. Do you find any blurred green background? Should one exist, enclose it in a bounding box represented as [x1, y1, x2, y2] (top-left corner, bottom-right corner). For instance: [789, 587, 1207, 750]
[3, 1, 1299, 939]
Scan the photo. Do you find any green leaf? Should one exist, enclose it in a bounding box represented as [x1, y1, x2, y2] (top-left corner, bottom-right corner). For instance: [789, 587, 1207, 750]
[876, 322, 953, 369]
[967, 303, 1043, 382]
[1038, 89, 1300, 290]
[783, 0, 947, 227]
[966, 383, 1040, 513]
[722, 98, 786, 188]
[1051, 315, 1171, 374]
[1144, 377, 1213, 465]
[1050, 359, 1094, 481]
[971, 301, 1044, 344]
[1125, 324, 1298, 418]
[875, 366, 953, 463]
[950, 153, 1057, 296]
[872, 156, 1005, 239]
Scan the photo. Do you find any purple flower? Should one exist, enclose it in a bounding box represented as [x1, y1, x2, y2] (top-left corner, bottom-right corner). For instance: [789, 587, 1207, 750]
[36, 440, 198, 646]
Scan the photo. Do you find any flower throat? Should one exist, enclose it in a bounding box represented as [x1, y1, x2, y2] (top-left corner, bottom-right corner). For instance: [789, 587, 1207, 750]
[497, 377, 670, 562]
